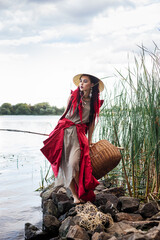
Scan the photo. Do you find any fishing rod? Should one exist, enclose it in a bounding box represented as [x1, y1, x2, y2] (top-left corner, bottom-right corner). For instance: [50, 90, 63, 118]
[0, 128, 124, 149]
[0, 129, 49, 136]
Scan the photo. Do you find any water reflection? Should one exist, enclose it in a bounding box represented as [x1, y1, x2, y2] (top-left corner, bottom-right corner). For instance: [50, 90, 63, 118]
[0, 115, 59, 240]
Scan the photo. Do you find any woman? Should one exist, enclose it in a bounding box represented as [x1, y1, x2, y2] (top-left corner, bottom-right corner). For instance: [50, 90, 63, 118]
[41, 73, 104, 204]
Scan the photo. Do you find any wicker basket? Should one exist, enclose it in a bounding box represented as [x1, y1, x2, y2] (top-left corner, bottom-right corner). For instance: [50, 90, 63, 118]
[90, 139, 122, 179]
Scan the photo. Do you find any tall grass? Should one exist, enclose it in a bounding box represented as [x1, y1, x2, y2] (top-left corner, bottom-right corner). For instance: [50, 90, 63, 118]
[99, 45, 160, 200]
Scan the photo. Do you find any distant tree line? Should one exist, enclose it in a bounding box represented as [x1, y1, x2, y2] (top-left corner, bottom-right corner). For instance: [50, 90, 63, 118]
[0, 102, 65, 115]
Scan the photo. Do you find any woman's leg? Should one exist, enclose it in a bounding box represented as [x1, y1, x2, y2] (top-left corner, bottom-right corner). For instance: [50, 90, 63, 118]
[69, 171, 84, 203]
[69, 179, 80, 204]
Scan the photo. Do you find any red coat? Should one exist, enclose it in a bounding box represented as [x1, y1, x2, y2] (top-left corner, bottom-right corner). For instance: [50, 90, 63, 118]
[40, 118, 99, 202]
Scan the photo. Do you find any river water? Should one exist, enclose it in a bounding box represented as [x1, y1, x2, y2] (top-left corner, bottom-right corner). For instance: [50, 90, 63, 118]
[0, 115, 60, 240]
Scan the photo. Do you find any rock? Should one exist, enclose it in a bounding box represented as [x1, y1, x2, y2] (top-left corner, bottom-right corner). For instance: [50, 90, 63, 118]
[66, 225, 90, 240]
[58, 212, 68, 222]
[105, 201, 118, 217]
[139, 202, 159, 218]
[145, 222, 160, 239]
[67, 207, 77, 217]
[43, 214, 60, 234]
[40, 183, 55, 197]
[115, 212, 134, 222]
[115, 213, 143, 222]
[24, 223, 49, 240]
[108, 237, 117, 240]
[95, 183, 106, 191]
[106, 222, 141, 237]
[95, 193, 119, 208]
[102, 186, 125, 197]
[58, 200, 74, 214]
[92, 231, 115, 240]
[120, 232, 147, 240]
[93, 224, 105, 233]
[127, 220, 159, 231]
[128, 214, 144, 221]
[57, 187, 67, 194]
[43, 199, 59, 218]
[52, 192, 70, 205]
[41, 188, 54, 202]
[59, 216, 75, 238]
[149, 212, 160, 221]
[117, 197, 140, 213]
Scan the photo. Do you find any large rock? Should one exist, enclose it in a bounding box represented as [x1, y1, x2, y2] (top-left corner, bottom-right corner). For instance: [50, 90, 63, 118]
[58, 200, 74, 214]
[117, 196, 140, 213]
[102, 186, 125, 197]
[115, 213, 143, 222]
[43, 214, 60, 235]
[139, 202, 159, 218]
[41, 188, 54, 203]
[52, 192, 70, 205]
[43, 199, 59, 218]
[105, 222, 141, 237]
[98, 201, 118, 218]
[24, 223, 49, 240]
[59, 216, 75, 238]
[95, 193, 119, 208]
[66, 225, 90, 240]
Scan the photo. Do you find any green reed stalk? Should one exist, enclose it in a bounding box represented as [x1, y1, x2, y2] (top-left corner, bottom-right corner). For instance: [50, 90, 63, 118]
[99, 44, 160, 199]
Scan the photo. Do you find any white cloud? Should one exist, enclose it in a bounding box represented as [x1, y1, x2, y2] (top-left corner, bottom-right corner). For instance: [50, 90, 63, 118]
[0, 0, 159, 107]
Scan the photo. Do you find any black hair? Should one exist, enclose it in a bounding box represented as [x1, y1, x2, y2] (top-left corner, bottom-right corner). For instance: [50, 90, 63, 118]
[79, 74, 100, 124]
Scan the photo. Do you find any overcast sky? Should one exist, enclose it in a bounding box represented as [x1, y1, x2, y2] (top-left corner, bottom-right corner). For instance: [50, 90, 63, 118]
[0, 0, 159, 107]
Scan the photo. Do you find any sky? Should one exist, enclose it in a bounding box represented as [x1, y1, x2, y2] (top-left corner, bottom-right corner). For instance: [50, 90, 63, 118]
[0, 0, 159, 107]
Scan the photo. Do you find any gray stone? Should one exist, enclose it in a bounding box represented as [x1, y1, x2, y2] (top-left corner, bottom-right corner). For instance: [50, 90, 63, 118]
[24, 223, 48, 240]
[117, 197, 140, 213]
[43, 214, 60, 234]
[95, 193, 119, 208]
[52, 192, 70, 205]
[139, 202, 159, 218]
[104, 200, 118, 217]
[67, 207, 77, 217]
[41, 188, 54, 202]
[58, 200, 73, 214]
[43, 199, 59, 218]
[59, 216, 75, 238]
[66, 225, 90, 240]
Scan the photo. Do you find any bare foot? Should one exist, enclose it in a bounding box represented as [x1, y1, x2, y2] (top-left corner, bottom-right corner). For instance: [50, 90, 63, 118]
[80, 199, 85, 203]
[73, 196, 81, 204]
